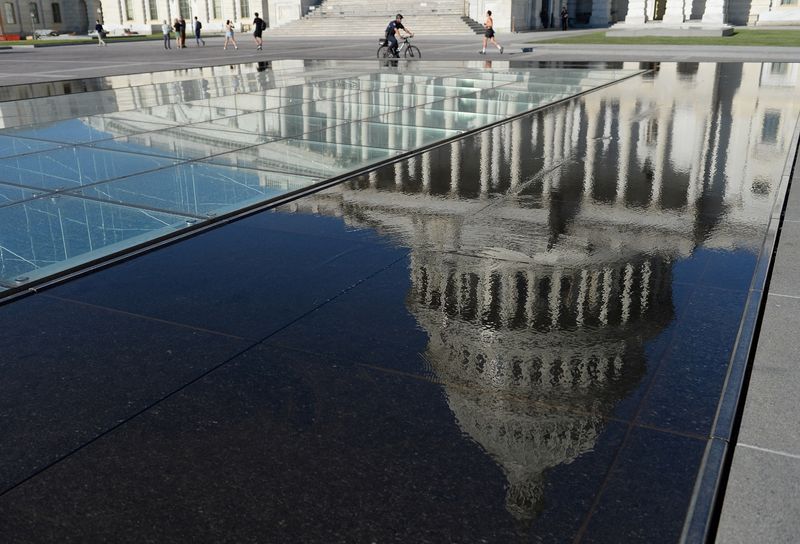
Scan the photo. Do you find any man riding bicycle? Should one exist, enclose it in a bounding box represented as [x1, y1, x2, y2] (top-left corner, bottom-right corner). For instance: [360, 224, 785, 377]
[385, 14, 413, 58]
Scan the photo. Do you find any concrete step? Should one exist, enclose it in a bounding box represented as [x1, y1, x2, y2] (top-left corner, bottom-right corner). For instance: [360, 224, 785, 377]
[267, 14, 483, 35]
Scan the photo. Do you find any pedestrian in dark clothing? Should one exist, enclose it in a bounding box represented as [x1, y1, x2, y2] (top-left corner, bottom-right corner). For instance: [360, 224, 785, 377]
[94, 20, 106, 46]
[560, 6, 568, 31]
[172, 18, 181, 50]
[179, 17, 187, 47]
[194, 17, 205, 46]
[253, 12, 265, 50]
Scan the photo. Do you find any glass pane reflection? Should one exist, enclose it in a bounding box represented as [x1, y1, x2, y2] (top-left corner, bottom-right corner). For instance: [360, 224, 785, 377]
[0, 196, 188, 283]
[0, 61, 642, 293]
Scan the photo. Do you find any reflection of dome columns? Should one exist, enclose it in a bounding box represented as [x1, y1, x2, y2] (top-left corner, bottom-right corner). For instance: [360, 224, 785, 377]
[449, 141, 459, 195]
[583, 99, 601, 202]
[416, 107, 426, 147]
[480, 131, 491, 195]
[543, 113, 555, 199]
[650, 102, 671, 208]
[491, 125, 502, 190]
[511, 118, 522, 190]
[689, 64, 719, 206]
[413, 251, 670, 334]
[602, 100, 613, 152]
[616, 98, 635, 206]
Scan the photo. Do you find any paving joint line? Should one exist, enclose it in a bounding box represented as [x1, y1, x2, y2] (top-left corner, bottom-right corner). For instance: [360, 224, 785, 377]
[737, 443, 800, 461]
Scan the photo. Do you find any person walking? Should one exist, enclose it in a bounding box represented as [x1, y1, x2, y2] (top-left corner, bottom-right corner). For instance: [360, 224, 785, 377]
[479, 10, 502, 54]
[94, 20, 107, 46]
[560, 6, 569, 31]
[252, 12, 265, 50]
[223, 20, 238, 50]
[162, 20, 172, 49]
[179, 17, 187, 48]
[194, 17, 205, 46]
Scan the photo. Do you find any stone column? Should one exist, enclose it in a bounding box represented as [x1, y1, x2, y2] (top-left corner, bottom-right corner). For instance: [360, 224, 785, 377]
[589, 0, 611, 27]
[662, 0, 687, 23]
[702, 0, 727, 24]
[624, 0, 648, 23]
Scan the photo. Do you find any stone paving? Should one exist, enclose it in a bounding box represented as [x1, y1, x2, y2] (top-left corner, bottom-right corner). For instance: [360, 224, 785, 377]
[2, 32, 800, 85]
[715, 155, 800, 543]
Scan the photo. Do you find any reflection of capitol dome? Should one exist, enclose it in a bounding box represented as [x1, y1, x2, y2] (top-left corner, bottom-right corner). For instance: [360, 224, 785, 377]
[288, 161, 673, 525]
[278, 61, 799, 524]
[410, 248, 666, 523]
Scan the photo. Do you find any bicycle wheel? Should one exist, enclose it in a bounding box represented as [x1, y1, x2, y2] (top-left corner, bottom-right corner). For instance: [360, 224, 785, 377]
[377, 45, 390, 58]
[404, 45, 421, 59]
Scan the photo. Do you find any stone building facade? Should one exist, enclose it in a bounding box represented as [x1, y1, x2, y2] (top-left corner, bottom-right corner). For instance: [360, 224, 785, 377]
[96, 0, 269, 34]
[0, 0, 97, 36]
[3, 0, 799, 37]
[0, 0, 268, 36]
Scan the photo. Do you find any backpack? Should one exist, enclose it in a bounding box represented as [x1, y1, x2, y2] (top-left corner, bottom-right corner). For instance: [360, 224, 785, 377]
[261, 20, 267, 31]
[197, 21, 202, 29]
[385, 22, 394, 38]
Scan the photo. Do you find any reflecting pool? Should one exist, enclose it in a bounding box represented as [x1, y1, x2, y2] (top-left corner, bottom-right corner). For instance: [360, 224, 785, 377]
[0, 61, 798, 543]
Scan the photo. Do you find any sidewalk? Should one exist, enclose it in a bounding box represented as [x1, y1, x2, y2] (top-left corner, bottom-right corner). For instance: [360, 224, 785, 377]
[715, 151, 800, 543]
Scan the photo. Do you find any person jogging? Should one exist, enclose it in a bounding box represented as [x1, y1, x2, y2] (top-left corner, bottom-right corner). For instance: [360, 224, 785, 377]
[479, 10, 503, 54]
[194, 16, 205, 46]
[252, 12, 265, 50]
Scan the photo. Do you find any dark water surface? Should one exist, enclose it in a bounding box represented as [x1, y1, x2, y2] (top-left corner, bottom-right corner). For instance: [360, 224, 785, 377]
[0, 62, 798, 542]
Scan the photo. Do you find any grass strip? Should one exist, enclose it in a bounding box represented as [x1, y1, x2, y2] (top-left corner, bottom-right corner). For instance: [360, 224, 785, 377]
[533, 29, 800, 47]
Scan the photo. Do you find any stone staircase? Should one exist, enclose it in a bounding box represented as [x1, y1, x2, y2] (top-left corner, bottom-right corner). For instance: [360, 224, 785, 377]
[266, 0, 484, 36]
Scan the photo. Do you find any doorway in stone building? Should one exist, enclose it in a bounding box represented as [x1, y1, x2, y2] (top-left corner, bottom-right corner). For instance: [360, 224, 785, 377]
[652, 0, 666, 19]
[77, 0, 89, 32]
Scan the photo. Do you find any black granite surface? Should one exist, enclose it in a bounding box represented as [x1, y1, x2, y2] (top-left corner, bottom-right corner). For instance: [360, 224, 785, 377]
[1, 62, 798, 542]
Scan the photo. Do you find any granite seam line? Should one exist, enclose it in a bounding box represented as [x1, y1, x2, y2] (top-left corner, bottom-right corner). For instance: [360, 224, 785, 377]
[267, 339, 706, 442]
[572, 281, 706, 543]
[0, 252, 408, 498]
[737, 443, 800, 461]
[769, 292, 800, 299]
[40, 293, 249, 341]
[363, 354, 711, 442]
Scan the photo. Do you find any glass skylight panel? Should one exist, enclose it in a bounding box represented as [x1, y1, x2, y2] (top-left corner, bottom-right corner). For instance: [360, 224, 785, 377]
[0, 196, 189, 284]
[0, 134, 59, 159]
[0, 181, 39, 207]
[0, 147, 176, 191]
[74, 163, 320, 217]
[0, 61, 643, 296]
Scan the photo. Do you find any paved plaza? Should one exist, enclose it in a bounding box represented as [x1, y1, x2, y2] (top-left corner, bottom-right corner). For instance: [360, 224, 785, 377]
[0, 40, 799, 543]
[2, 33, 800, 85]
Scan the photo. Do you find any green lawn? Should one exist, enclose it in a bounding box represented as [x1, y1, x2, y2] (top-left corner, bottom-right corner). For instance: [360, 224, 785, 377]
[534, 28, 800, 46]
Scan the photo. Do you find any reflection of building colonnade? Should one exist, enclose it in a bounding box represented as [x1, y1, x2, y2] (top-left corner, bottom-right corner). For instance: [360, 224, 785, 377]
[279, 62, 800, 523]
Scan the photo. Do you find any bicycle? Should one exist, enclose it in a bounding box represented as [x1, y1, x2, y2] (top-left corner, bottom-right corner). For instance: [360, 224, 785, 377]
[377, 35, 421, 59]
